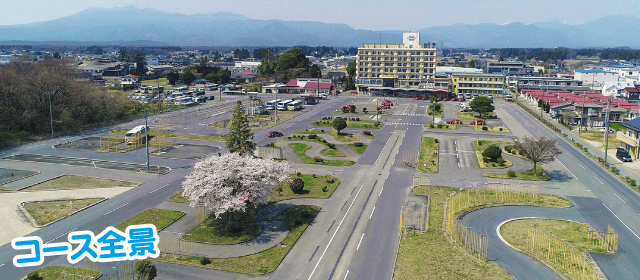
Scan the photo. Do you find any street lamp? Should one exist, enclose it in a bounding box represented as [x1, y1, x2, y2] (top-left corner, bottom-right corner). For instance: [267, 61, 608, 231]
[603, 100, 611, 167]
[143, 108, 150, 171]
[46, 91, 55, 139]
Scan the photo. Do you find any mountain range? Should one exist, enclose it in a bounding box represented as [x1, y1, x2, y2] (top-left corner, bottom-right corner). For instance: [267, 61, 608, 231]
[0, 6, 637, 48]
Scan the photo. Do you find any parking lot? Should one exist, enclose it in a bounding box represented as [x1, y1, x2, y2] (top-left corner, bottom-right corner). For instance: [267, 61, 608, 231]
[0, 167, 39, 185]
[3, 154, 172, 174]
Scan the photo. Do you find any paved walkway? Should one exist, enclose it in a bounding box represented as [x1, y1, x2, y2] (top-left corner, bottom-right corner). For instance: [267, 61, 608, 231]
[516, 96, 640, 183]
[0, 187, 133, 246]
[155, 198, 326, 258]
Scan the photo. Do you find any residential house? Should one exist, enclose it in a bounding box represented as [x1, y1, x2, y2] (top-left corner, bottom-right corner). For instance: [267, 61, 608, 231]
[617, 117, 640, 160]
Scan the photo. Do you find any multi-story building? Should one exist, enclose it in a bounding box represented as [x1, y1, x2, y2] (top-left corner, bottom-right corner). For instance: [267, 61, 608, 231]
[617, 117, 640, 161]
[450, 73, 504, 95]
[356, 32, 438, 96]
[486, 61, 533, 75]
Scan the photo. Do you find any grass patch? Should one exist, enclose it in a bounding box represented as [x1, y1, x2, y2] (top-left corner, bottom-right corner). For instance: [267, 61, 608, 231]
[23, 175, 138, 191]
[425, 124, 458, 130]
[484, 166, 551, 181]
[156, 205, 320, 275]
[25, 266, 101, 280]
[472, 140, 510, 152]
[474, 126, 511, 133]
[140, 78, 171, 87]
[208, 120, 225, 128]
[25, 198, 104, 226]
[286, 135, 345, 157]
[270, 174, 340, 201]
[394, 185, 512, 280]
[289, 143, 355, 166]
[580, 131, 622, 149]
[501, 218, 606, 280]
[183, 205, 261, 244]
[417, 137, 439, 173]
[458, 112, 500, 120]
[114, 129, 226, 142]
[169, 191, 191, 203]
[115, 208, 185, 232]
[251, 111, 301, 130]
[609, 123, 623, 131]
[311, 120, 384, 129]
[294, 130, 323, 134]
[327, 131, 358, 142]
[472, 140, 513, 169]
[347, 143, 368, 154]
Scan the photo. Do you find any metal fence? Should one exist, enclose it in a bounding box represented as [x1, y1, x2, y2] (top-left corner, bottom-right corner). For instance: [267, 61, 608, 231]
[195, 206, 212, 225]
[102, 260, 136, 280]
[447, 184, 539, 214]
[99, 132, 174, 153]
[529, 225, 607, 280]
[588, 225, 619, 253]
[254, 146, 283, 159]
[158, 231, 194, 255]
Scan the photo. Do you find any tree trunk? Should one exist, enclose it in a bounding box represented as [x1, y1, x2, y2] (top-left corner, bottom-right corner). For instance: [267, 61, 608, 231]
[228, 211, 233, 223]
[533, 162, 537, 176]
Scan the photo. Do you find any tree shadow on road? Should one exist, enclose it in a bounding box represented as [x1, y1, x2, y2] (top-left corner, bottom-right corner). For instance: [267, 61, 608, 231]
[547, 170, 573, 183]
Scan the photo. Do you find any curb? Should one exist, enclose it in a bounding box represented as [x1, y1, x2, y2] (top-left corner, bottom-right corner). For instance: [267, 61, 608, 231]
[19, 197, 108, 228]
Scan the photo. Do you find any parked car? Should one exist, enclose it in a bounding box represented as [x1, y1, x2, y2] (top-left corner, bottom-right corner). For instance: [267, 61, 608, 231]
[437, 97, 443, 101]
[616, 148, 633, 162]
[267, 131, 283, 138]
[447, 119, 463, 124]
[443, 97, 450, 101]
[459, 98, 465, 102]
[452, 97, 458, 101]
[208, 95, 215, 100]
[470, 120, 486, 125]
[414, 96, 421, 100]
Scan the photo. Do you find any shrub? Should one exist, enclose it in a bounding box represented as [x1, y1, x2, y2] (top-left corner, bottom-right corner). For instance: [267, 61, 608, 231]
[312, 174, 317, 178]
[296, 172, 302, 177]
[326, 178, 335, 184]
[364, 131, 372, 135]
[496, 158, 506, 166]
[354, 142, 364, 147]
[200, 256, 212, 265]
[482, 145, 502, 162]
[482, 126, 488, 131]
[446, 125, 449, 128]
[356, 117, 361, 121]
[308, 134, 317, 139]
[629, 179, 637, 187]
[327, 143, 336, 149]
[597, 157, 604, 162]
[290, 178, 305, 193]
[321, 129, 325, 132]
[429, 124, 435, 128]
[375, 121, 382, 126]
[434, 139, 439, 143]
[27, 272, 43, 280]
[322, 186, 328, 192]
[504, 145, 513, 154]
[611, 167, 620, 174]
[507, 170, 517, 178]
[436, 124, 443, 128]
[576, 143, 583, 148]
[314, 156, 323, 162]
[499, 127, 503, 131]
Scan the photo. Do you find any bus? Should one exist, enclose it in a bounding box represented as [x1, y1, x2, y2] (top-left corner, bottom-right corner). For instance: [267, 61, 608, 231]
[124, 125, 149, 144]
[277, 100, 293, 111]
[287, 100, 303, 111]
[266, 99, 281, 110]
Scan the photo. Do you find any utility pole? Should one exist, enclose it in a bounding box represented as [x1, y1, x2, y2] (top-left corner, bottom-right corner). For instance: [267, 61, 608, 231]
[275, 85, 278, 123]
[143, 108, 150, 171]
[604, 100, 611, 167]
[579, 91, 586, 134]
[46, 91, 55, 139]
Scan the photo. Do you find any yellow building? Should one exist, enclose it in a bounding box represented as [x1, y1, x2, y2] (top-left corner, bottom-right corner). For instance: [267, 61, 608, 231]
[356, 32, 437, 96]
[450, 73, 505, 95]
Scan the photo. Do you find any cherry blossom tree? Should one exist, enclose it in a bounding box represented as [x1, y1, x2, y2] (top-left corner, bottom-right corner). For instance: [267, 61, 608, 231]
[181, 153, 290, 219]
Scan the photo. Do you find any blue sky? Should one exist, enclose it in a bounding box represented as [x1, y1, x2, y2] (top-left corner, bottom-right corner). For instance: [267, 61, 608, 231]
[3, 0, 637, 29]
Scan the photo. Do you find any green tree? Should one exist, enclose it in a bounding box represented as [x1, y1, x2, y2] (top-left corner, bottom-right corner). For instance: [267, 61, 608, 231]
[482, 145, 502, 162]
[469, 96, 495, 119]
[134, 259, 157, 280]
[349, 104, 357, 113]
[226, 101, 256, 155]
[332, 117, 347, 134]
[181, 70, 196, 85]
[344, 61, 357, 90]
[309, 64, 321, 78]
[276, 48, 310, 75]
[166, 71, 180, 85]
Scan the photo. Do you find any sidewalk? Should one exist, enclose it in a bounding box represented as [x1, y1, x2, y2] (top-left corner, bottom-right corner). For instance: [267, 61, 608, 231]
[515, 95, 640, 183]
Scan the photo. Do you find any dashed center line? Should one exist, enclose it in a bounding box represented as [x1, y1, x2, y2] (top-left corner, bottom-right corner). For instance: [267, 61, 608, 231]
[356, 233, 365, 250]
[614, 193, 626, 204]
[594, 176, 604, 185]
[104, 203, 129, 216]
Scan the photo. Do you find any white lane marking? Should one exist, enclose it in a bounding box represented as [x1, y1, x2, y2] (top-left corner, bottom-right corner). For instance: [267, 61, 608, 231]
[46, 228, 77, 244]
[343, 270, 349, 280]
[556, 158, 578, 180]
[308, 184, 364, 280]
[567, 154, 573, 159]
[614, 193, 627, 204]
[104, 203, 129, 216]
[357, 233, 365, 250]
[594, 176, 604, 185]
[392, 158, 396, 166]
[458, 162, 461, 168]
[386, 173, 389, 179]
[379, 187, 383, 197]
[578, 163, 586, 170]
[369, 207, 376, 219]
[603, 203, 640, 240]
[150, 184, 170, 194]
[374, 135, 395, 166]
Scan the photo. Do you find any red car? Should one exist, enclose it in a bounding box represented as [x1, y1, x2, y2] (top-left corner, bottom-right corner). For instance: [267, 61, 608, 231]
[266, 131, 283, 138]
[459, 98, 466, 102]
[437, 97, 443, 101]
[443, 97, 450, 101]
[446, 119, 463, 124]
[470, 120, 486, 125]
[452, 98, 458, 101]
[414, 96, 421, 100]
